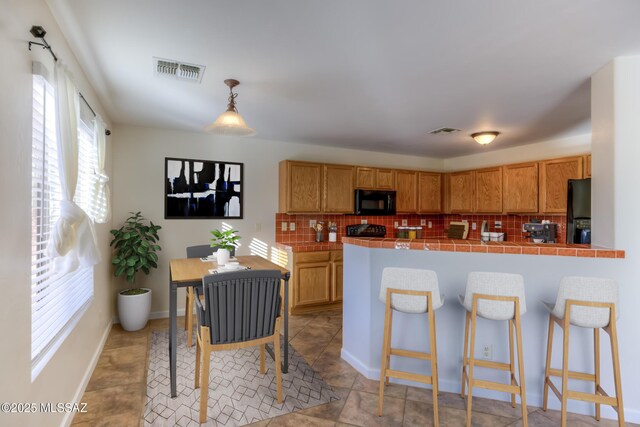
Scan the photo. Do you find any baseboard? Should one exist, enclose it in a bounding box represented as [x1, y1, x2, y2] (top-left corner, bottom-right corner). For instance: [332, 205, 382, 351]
[340, 347, 640, 423]
[61, 320, 112, 427]
[112, 308, 184, 324]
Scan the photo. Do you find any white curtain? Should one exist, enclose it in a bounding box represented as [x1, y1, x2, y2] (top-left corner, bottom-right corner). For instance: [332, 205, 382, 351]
[47, 61, 101, 273]
[92, 116, 111, 223]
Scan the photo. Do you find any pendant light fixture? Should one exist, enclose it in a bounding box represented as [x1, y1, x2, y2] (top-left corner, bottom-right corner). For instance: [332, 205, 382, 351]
[207, 79, 256, 136]
[471, 131, 499, 145]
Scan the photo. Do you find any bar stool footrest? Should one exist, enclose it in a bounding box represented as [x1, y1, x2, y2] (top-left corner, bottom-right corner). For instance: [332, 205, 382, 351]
[567, 390, 617, 406]
[390, 347, 431, 360]
[463, 358, 511, 371]
[386, 369, 432, 385]
[548, 367, 596, 382]
[474, 379, 520, 394]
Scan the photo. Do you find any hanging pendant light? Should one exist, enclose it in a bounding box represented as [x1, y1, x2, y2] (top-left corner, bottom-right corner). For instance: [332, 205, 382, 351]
[207, 79, 256, 136]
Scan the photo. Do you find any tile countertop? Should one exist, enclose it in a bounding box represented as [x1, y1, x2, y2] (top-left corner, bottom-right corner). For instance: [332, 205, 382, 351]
[275, 239, 625, 259]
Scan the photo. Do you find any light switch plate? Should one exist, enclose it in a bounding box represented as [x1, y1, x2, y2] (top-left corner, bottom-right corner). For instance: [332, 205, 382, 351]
[281, 222, 287, 232]
[289, 222, 296, 231]
[472, 222, 477, 230]
[361, 219, 368, 224]
[394, 221, 399, 228]
[309, 219, 317, 228]
[420, 219, 426, 226]
[402, 219, 408, 226]
[428, 221, 432, 229]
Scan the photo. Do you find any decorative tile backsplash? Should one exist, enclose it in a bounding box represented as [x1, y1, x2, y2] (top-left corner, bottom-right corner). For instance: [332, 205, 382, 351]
[275, 213, 567, 244]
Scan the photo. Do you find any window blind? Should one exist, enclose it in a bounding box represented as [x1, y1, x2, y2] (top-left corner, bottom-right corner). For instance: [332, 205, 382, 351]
[31, 74, 95, 380]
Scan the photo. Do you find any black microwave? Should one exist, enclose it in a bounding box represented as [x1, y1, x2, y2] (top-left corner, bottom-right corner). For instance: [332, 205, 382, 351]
[354, 189, 396, 215]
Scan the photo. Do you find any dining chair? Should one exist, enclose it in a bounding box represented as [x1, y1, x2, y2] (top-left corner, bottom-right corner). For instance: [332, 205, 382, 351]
[184, 244, 235, 347]
[194, 269, 283, 423]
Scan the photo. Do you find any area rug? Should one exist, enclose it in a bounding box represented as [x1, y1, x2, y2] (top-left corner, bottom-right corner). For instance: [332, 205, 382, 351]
[143, 330, 340, 426]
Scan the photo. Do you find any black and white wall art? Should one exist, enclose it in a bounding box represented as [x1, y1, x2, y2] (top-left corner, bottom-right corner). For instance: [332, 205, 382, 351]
[165, 157, 243, 219]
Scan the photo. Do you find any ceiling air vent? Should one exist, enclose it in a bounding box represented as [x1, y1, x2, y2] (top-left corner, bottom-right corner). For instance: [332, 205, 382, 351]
[153, 57, 206, 83]
[429, 127, 461, 135]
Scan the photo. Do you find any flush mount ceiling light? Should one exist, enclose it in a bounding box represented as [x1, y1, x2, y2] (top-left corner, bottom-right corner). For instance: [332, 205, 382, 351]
[207, 79, 256, 136]
[471, 131, 500, 145]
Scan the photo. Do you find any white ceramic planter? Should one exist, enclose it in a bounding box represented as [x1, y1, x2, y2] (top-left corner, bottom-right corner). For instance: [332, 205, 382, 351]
[118, 288, 152, 331]
[216, 248, 230, 266]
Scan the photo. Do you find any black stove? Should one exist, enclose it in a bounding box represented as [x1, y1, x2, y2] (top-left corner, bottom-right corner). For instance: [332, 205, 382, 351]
[346, 224, 387, 238]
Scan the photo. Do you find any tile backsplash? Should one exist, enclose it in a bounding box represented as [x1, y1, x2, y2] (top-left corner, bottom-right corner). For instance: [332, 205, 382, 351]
[276, 213, 567, 244]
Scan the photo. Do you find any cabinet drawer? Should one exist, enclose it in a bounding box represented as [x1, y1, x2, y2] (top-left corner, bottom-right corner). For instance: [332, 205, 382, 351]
[330, 250, 343, 262]
[296, 251, 331, 263]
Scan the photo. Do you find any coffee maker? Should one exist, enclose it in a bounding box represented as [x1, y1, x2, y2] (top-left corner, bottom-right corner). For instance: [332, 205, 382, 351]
[523, 222, 557, 243]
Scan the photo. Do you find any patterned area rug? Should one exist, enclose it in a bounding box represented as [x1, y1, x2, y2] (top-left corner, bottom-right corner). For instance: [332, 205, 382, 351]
[144, 330, 340, 426]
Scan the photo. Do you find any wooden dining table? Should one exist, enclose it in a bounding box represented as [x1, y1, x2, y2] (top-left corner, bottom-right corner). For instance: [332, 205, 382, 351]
[168, 255, 291, 398]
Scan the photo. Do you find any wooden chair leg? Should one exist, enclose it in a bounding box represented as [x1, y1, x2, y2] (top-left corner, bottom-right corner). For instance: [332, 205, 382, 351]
[542, 315, 554, 412]
[429, 308, 439, 427]
[461, 311, 470, 399]
[199, 327, 211, 424]
[274, 326, 283, 404]
[260, 344, 266, 374]
[508, 319, 516, 408]
[378, 301, 392, 417]
[195, 330, 201, 389]
[186, 287, 194, 347]
[465, 309, 478, 427]
[594, 327, 600, 421]
[560, 318, 570, 427]
[608, 317, 625, 427]
[385, 308, 394, 386]
[184, 290, 190, 330]
[514, 309, 528, 427]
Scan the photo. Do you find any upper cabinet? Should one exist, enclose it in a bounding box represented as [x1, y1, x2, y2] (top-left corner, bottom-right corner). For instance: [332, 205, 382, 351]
[279, 161, 323, 213]
[539, 156, 583, 213]
[503, 162, 539, 213]
[323, 164, 355, 213]
[418, 172, 442, 213]
[584, 154, 592, 178]
[395, 170, 418, 213]
[447, 171, 475, 213]
[475, 167, 503, 213]
[356, 167, 395, 190]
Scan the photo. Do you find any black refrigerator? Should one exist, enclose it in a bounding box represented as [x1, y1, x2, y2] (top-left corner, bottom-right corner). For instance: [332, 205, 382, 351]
[566, 178, 591, 244]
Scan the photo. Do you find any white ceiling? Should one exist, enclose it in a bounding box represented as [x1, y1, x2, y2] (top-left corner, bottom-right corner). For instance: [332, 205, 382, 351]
[50, 0, 640, 157]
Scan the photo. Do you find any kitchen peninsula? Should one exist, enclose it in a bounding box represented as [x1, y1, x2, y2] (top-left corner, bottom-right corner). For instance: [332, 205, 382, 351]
[340, 237, 630, 420]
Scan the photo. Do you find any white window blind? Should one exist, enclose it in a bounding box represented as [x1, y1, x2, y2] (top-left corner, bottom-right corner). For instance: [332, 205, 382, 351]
[31, 74, 95, 379]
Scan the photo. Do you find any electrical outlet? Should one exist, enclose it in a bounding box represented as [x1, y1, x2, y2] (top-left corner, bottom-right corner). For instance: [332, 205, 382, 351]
[309, 219, 317, 228]
[495, 221, 502, 229]
[281, 222, 287, 232]
[482, 344, 492, 360]
[255, 222, 262, 232]
[289, 222, 296, 231]
[394, 221, 399, 228]
[402, 219, 408, 226]
[428, 221, 432, 229]
[472, 222, 477, 231]
[361, 219, 368, 224]
[420, 219, 427, 226]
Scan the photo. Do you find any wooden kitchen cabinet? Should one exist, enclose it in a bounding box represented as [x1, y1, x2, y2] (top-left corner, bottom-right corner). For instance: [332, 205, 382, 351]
[475, 167, 503, 213]
[417, 172, 442, 213]
[447, 170, 475, 213]
[323, 164, 355, 213]
[503, 162, 539, 213]
[356, 167, 395, 190]
[290, 250, 343, 315]
[395, 170, 418, 213]
[584, 154, 591, 178]
[539, 156, 583, 213]
[279, 160, 323, 213]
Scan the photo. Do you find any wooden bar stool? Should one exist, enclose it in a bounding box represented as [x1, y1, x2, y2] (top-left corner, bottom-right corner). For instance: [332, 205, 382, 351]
[542, 276, 624, 427]
[377, 268, 443, 426]
[459, 272, 528, 427]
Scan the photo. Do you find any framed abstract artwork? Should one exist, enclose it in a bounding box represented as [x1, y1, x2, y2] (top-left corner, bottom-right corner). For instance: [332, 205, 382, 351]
[164, 157, 243, 219]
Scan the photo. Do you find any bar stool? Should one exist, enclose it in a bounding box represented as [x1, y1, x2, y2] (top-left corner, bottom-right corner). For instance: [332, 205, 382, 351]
[542, 276, 624, 427]
[459, 272, 528, 427]
[377, 268, 443, 426]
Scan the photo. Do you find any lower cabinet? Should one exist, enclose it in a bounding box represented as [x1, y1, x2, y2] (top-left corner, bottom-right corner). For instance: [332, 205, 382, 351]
[291, 250, 343, 315]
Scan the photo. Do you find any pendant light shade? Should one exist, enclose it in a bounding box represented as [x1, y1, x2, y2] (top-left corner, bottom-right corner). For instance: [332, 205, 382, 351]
[207, 79, 255, 136]
[471, 131, 499, 145]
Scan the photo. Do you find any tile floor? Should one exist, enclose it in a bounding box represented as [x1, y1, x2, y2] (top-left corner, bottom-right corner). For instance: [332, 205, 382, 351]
[73, 310, 633, 426]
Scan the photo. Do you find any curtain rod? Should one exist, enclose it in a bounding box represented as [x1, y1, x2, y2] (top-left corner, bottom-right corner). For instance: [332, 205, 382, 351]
[28, 25, 111, 136]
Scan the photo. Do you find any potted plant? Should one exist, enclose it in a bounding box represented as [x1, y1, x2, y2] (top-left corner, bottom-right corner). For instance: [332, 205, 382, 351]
[110, 211, 162, 331]
[210, 228, 241, 265]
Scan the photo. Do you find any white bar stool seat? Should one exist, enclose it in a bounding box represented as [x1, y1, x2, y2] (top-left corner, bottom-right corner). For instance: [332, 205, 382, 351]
[377, 268, 443, 426]
[542, 276, 624, 426]
[459, 272, 528, 427]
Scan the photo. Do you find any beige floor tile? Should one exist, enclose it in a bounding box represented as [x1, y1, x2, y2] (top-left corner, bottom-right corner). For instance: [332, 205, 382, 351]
[290, 338, 330, 365]
[73, 383, 144, 424]
[338, 390, 405, 427]
[505, 410, 573, 427]
[293, 322, 340, 345]
[352, 374, 407, 399]
[297, 387, 351, 421]
[268, 412, 336, 426]
[536, 407, 636, 426]
[404, 398, 514, 427]
[313, 350, 359, 389]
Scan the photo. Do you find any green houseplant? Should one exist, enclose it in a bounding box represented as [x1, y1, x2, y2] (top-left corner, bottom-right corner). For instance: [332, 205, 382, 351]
[210, 228, 241, 265]
[110, 212, 162, 331]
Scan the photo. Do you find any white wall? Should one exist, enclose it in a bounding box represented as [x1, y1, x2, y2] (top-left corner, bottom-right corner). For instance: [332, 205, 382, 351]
[111, 125, 444, 315]
[0, 1, 114, 426]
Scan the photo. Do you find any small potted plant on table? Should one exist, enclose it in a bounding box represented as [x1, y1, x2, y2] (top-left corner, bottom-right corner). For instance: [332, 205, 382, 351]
[210, 228, 241, 265]
[110, 212, 162, 331]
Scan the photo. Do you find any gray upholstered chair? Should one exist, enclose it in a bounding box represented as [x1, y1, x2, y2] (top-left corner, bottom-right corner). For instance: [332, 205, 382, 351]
[459, 272, 528, 427]
[194, 269, 283, 423]
[542, 276, 624, 426]
[377, 267, 443, 426]
[184, 245, 235, 347]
